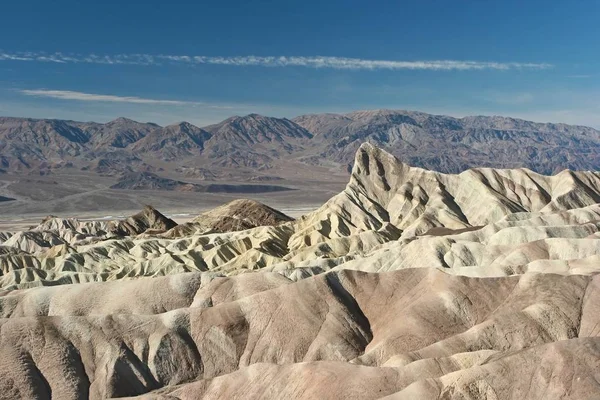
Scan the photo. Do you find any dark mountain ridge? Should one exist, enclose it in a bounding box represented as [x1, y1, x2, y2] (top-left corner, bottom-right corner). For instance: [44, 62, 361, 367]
[1, 109, 599, 175]
[292, 110, 600, 173]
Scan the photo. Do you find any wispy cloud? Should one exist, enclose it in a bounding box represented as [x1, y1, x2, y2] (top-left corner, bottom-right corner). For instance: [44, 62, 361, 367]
[18, 89, 232, 108]
[0, 51, 552, 71]
[156, 55, 552, 71]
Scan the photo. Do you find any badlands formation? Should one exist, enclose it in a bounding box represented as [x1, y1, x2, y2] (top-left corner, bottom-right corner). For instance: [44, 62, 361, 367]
[1, 144, 600, 399]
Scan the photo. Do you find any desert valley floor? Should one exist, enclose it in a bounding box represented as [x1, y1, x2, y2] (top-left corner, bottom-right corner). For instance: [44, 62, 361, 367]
[1, 144, 600, 399]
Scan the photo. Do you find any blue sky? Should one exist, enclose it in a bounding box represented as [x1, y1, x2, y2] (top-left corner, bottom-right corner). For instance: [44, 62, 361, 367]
[1, 0, 599, 127]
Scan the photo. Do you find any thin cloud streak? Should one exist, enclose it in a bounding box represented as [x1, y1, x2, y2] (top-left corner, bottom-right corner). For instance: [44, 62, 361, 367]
[19, 89, 233, 108]
[0, 51, 552, 71]
[162, 55, 552, 70]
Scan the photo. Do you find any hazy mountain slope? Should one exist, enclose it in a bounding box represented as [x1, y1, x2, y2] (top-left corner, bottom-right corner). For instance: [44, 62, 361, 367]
[132, 122, 212, 160]
[201, 114, 313, 168]
[293, 109, 600, 173]
[0, 117, 90, 169]
[87, 152, 152, 175]
[203, 113, 313, 147]
[79, 117, 159, 149]
[0, 117, 158, 174]
[1, 110, 599, 179]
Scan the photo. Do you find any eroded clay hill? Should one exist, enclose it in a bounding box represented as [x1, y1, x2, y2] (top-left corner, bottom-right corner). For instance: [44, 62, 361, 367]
[165, 199, 294, 237]
[1, 144, 600, 399]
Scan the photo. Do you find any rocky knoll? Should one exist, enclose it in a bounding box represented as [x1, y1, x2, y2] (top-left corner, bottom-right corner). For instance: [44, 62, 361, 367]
[165, 199, 294, 237]
[111, 205, 178, 236]
[1, 145, 600, 399]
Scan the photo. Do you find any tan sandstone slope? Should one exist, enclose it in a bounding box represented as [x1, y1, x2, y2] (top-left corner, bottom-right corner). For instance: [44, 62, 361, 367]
[1, 144, 600, 399]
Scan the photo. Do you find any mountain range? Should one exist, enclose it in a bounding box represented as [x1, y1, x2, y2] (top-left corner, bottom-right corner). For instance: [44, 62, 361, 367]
[1, 110, 599, 178]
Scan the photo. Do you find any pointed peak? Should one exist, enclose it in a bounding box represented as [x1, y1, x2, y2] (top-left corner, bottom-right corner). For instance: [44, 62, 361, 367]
[358, 142, 378, 152]
[353, 142, 406, 177]
[142, 204, 159, 214]
[357, 142, 391, 159]
[166, 121, 201, 130]
[108, 117, 138, 124]
[239, 113, 271, 121]
[140, 204, 170, 220]
[110, 205, 177, 236]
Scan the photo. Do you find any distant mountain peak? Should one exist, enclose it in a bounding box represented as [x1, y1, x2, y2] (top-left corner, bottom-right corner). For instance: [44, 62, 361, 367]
[173, 121, 196, 128]
[205, 113, 313, 142]
[130, 121, 211, 160]
[164, 121, 203, 132]
[234, 113, 292, 123]
[109, 117, 138, 124]
[106, 117, 160, 127]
